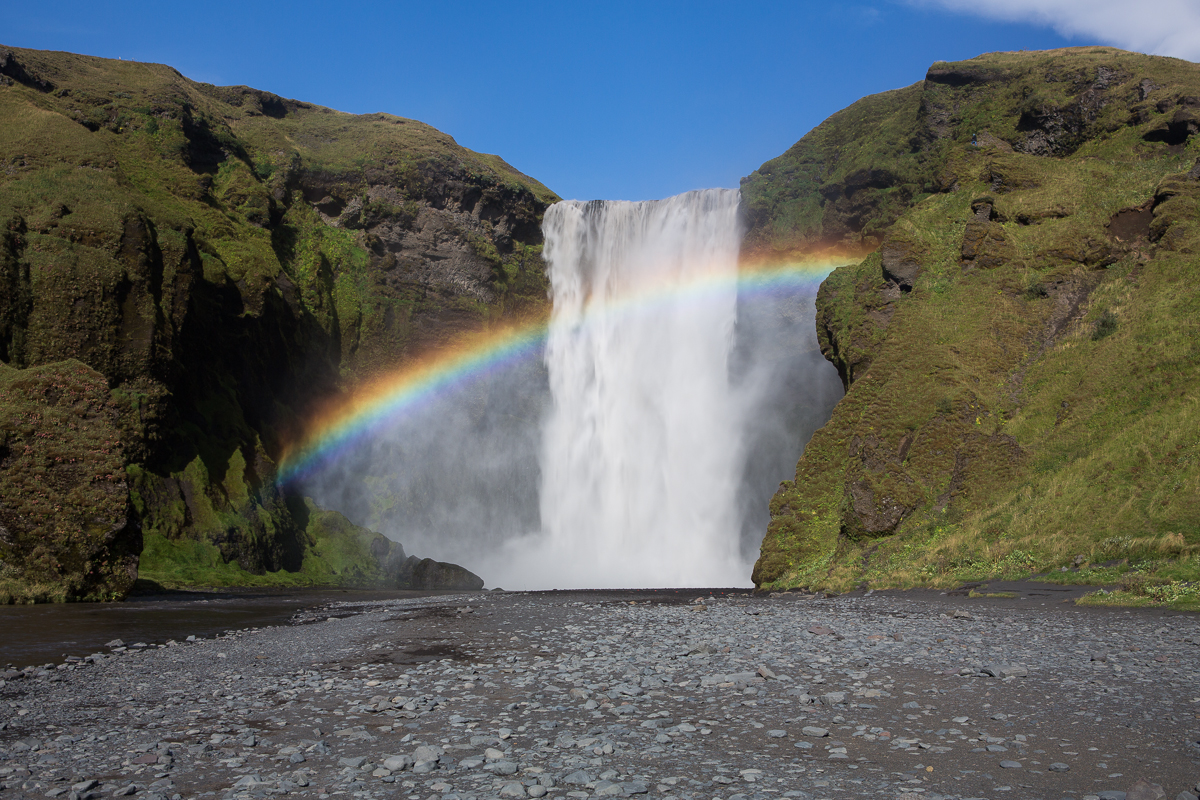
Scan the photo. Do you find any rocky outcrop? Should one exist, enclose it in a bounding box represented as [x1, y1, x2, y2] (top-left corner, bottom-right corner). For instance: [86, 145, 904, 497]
[960, 199, 1013, 270]
[396, 557, 485, 591]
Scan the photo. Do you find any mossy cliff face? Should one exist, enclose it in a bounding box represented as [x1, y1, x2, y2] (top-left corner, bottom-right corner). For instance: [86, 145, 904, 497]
[750, 48, 1200, 593]
[0, 45, 551, 599]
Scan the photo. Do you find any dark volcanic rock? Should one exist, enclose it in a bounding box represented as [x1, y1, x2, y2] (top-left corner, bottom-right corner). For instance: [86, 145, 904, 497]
[398, 557, 485, 591]
[879, 234, 922, 292]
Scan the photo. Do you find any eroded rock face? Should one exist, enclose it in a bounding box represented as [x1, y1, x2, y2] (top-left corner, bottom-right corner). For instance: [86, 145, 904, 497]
[879, 234, 922, 292]
[960, 221, 1013, 270]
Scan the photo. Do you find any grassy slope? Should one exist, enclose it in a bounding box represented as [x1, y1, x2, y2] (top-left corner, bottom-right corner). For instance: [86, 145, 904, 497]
[750, 48, 1200, 610]
[0, 45, 555, 598]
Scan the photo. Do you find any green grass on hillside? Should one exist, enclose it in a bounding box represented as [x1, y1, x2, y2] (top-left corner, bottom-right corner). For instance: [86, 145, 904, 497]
[752, 48, 1200, 609]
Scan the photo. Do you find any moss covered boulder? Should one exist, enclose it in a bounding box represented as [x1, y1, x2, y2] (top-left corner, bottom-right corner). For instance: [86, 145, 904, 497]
[0, 359, 138, 601]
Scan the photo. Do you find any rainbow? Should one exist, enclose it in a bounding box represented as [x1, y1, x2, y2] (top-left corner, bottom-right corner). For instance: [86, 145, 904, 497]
[275, 258, 850, 485]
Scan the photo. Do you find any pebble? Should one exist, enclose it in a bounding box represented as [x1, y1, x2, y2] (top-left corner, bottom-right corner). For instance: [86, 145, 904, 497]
[0, 591, 1195, 800]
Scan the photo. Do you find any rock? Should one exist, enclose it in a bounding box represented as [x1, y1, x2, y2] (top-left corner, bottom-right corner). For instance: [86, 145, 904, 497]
[383, 755, 413, 772]
[499, 781, 527, 798]
[563, 770, 592, 785]
[999, 760, 1022, 769]
[767, 729, 786, 738]
[960, 219, 1014, 269]
[412, 744, 442, 762]
[0, 361, 138, 601]
[106, 640, 125, 648]
[880, 233, 923, 292]
[1127, 780, 1166, 800]
[486, 761, 519, 775]
[397, 557, 485, 591]
[801, 726, 829, 737]
[819, 692, 846, 706]
[980, 663, 1027, 678]
[1049, 762, 1070, 772]
[338, 756, 366, 768]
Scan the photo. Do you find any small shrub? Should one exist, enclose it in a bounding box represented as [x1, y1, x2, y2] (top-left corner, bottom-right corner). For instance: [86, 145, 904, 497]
[1092, 309, 1118, 340]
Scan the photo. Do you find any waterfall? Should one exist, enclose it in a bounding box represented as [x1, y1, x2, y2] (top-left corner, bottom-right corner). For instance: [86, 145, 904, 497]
[529, 188, 751, 587]
[305, 187, 843, 591]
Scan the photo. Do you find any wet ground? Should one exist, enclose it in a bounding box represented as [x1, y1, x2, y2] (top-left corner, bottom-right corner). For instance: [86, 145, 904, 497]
[0, 589, 455, 669]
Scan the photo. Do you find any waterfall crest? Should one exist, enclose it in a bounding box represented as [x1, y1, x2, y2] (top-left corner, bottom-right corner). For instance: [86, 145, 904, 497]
[528, 188, 751, 587]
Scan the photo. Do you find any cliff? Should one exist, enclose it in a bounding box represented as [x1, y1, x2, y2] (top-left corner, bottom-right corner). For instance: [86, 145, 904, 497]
[0, 45, 551, 599]
[748, 48, 1200, 606]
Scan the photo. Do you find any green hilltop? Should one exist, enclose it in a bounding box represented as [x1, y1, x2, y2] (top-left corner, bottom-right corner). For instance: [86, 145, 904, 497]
[0, 45, 555, 600]
[746, 47, 1200, 609]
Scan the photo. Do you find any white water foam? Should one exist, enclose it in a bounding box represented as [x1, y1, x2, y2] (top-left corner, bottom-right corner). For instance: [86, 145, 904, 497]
[490, 188, 752, 588]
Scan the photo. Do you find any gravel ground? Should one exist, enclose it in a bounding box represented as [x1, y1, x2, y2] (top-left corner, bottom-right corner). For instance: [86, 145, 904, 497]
[1, 589, 1198, 800]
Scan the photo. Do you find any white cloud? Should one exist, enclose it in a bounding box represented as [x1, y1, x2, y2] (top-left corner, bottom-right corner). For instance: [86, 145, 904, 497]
[910, 0, 1200, 62]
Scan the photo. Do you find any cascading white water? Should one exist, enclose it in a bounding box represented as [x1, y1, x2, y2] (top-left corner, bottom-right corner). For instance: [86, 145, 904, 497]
[524, 188, 752, 587]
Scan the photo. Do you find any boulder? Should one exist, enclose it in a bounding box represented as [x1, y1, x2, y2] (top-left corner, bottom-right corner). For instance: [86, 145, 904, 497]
[396, 556, 484, 591]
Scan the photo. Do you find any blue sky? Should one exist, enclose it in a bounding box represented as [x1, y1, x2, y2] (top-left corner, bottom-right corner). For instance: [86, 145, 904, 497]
[7, 1, 1197, 201]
